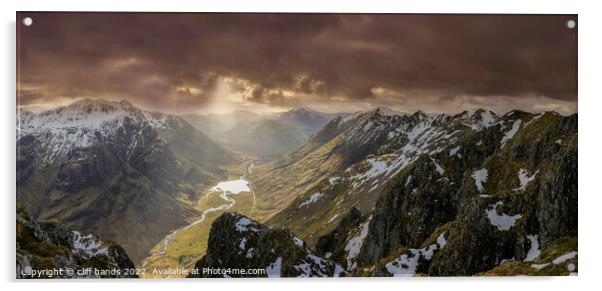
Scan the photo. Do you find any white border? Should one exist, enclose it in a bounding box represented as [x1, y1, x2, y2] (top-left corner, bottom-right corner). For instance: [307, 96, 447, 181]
[2, 1, 600, 291]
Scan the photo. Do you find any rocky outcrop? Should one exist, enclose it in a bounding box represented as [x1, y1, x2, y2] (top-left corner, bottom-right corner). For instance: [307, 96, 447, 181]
[314, 111, 577, 276]
[16, 205, 137, 279]
[428, 112, 577, 276]
[188, 213, 344, 278]
[315, 207, 363, 266]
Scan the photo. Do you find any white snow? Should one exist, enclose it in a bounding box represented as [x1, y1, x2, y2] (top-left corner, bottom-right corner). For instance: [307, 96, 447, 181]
[333, 264, 345, 277]
[552, 251, 578, 265]
[350, 158, 388, 181]
[385, 232, 447, 277]
[436, 232, 447, 248]
[480, 111, 497, 127]
[472, 168, 488, 192]
[524, 234, 541, 262]
[430, 158, 445, 175]
[234, 217, 259, 233]
[293, 236, 305, 248]
[344, 218, 371, 270]
[239, 238, 247, 250]
[449, 145, 461, 157]
[299, 191, 324, 207]
[266, 257, 282, 277]
[293, 262, 313, 277]
[485, 202, 522, 231]
[71, 231, 109, 257]
[531, 263, 550, 270]
[385, 249, 421, 277]
[515, 169, 538, 191]
[567, 263, 576, 272]
[328, 177, 341, 184]
[17, 99, 180, 166]
[501, 119, 522, 146]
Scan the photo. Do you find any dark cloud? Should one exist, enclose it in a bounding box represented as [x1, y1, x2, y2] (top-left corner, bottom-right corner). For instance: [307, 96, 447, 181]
[17, 13, 577, 113]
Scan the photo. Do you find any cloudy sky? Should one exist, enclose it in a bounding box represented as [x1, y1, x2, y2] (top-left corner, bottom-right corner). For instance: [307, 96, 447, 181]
[17, 13, 577, 115]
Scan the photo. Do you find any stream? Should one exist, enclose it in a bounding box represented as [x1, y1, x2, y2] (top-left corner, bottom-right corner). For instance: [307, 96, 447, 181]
[140, 163, 255, 269]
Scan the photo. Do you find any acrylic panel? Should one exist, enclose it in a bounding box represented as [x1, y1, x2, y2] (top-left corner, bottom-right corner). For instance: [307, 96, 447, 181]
[16, 12, 577, 278]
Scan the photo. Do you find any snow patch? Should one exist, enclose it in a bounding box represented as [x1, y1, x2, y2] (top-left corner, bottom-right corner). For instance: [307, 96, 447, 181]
[449, 145, 461, 157]
[531, 263, 549, 270]
[385, 232, 447, 276]
[472, 168, 488, 192]
[431, 158, 445, 175]
[524, 234, 541, 262]
[552, 251, 578, 265]
[239, 238, 247, 250]
[299, 191, 324, 208]
[515, 169, 538, 191]
[344, 218, 371, 270]
[485, 202, 522, 231]
[234, 217, 260, 233]
[266, 257, 282, 277]
[71, 231, 109, 257]
[501, 120, 522, 146]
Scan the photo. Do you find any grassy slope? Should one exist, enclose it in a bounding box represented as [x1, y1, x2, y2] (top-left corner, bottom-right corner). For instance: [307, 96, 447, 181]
[139, 160, 258, 278]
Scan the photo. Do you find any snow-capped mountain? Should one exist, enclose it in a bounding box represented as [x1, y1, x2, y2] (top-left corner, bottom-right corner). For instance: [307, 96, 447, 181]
[201, 107, 577, 277]
[251, 107, 504, 220]
[18, 99, 193, 167]
[17, 99, 238, 262]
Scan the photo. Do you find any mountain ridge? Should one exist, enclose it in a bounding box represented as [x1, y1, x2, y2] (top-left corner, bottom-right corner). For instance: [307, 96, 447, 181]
[17, 99, 240, 262]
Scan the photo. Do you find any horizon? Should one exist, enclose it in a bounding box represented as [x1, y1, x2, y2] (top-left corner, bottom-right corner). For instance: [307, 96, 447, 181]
[16, 97, 576, 118]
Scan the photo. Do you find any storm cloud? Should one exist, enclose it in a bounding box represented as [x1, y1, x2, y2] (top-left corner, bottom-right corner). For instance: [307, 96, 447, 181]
[16, 13, 577, 114]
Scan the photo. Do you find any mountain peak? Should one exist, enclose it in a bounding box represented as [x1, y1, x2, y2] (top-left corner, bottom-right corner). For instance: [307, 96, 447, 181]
[410, 110, 428, 119]
[372, 107, 404, 116]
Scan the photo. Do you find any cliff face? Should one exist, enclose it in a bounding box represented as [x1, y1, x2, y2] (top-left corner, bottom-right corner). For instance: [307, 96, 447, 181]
[17, 205, 138, 279]
[352, 112, 578, 276]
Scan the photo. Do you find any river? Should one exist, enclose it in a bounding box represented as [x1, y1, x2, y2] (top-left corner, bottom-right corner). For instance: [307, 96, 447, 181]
[140, 163, 255, 269]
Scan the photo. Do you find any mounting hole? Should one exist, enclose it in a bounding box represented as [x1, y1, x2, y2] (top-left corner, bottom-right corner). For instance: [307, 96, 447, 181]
[566, 20, 576, 29]
[22, 17, 33, 26]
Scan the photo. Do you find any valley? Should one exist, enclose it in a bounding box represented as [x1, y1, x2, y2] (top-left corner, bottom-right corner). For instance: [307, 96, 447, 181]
[139, 160, 257, 278]
[16, 99, 578, 278]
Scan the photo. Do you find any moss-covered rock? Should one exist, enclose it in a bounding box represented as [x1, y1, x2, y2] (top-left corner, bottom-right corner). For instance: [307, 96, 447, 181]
[16, 205, 138, 279]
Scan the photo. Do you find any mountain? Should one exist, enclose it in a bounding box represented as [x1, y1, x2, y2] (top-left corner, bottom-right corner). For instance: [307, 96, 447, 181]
[249, 107, 472, 223]
[16, 99, 239, 262]
[312, 110, 577, 276]
[220, 118, 307, 160]
[182, 110, 261, 142]
[188, 212, 344, 278]
[182, 108, 335, 160]
[274, 108, 336, 136]
[17, 205, 138, 278]
[236, 108, 577, 276]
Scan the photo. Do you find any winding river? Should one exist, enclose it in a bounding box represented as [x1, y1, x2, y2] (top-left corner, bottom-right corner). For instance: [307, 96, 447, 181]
[140, 163, 255, 269]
